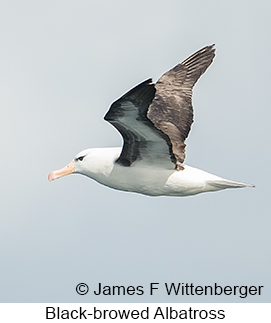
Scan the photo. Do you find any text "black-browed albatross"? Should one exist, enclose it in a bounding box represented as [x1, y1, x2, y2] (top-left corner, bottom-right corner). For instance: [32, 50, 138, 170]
[48, 45, 254, 196]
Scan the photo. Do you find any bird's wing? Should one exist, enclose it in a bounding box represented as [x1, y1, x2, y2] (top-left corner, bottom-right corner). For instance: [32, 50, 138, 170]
[104, 79, 174, 167]
[104, 45, 215, 169]
[147, 44, 215, 169]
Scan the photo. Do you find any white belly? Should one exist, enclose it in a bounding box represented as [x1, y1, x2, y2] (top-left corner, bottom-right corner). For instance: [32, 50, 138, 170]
[93, 163, 220, 196]
[77, 147, 250, 197]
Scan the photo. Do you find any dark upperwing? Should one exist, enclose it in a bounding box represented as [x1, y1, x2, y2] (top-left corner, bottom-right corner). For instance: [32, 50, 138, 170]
[104, 45, 215, 169]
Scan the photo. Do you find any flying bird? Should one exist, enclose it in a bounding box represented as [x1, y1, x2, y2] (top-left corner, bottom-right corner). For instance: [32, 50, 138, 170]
[48, 45, 254, 196]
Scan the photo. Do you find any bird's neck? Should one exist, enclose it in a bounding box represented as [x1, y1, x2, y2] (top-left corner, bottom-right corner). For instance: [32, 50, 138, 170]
[79, 147, 122, 178]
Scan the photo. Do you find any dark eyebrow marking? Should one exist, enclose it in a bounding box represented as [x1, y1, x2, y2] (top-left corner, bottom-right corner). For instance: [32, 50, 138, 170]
[75, 155, 86, 162]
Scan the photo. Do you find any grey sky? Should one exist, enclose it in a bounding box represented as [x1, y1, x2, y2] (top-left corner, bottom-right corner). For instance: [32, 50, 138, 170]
[0, 0, 270, 302]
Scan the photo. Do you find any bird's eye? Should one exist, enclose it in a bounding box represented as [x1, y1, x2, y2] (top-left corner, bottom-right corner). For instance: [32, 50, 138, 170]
[76, 156, 85, 162]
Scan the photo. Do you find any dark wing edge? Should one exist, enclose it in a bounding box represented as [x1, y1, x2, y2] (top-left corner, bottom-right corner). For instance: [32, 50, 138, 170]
[147, 44, 216, 170]
[104, 78, 155, 121]
[104, 79, 173, 166]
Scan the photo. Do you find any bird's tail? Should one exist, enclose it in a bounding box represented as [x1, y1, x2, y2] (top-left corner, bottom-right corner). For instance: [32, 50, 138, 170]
[206, 179, 255, 190]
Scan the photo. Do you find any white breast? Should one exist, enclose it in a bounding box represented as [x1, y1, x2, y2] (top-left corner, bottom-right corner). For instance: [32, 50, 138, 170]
[76, 147, 250, 197]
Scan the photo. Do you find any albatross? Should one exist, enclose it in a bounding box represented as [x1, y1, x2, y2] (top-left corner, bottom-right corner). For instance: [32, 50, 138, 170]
[48, 45, 254, 196]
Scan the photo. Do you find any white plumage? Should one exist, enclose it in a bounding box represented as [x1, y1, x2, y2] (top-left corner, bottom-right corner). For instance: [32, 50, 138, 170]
[71, 147, 253, 196]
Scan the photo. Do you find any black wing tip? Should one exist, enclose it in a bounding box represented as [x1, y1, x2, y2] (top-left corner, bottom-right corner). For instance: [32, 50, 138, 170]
[191, 44, 216, 57]
[208, 43, 215, 48]
[122, 78, 155, 101]
[180, 43, 216, 72]
[128, 78, 153, 92]
[118, 78, 153, 99]
[196, 43, 216, 56]
[104, 78, 155, 122]
[202, 44, 216, 58]
[202, 43, 216, 51]
[208, 43, 216, 53]
[143, 78, 153, 84]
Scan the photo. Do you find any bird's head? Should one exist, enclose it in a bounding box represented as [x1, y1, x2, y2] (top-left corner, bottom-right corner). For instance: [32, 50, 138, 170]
[48, 149, 91, 182]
